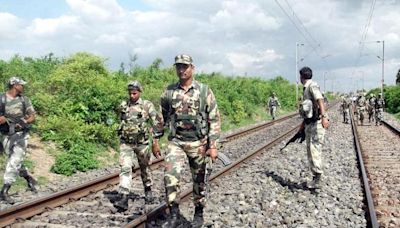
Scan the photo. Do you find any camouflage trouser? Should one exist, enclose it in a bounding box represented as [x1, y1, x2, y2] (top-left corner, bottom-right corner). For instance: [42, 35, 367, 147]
[1, 132, 29, 185]
[119, 143, 152, 195]
[164, 138, 207, 207]
[269, 106, 277, 120]
[305, 120, 325, 175]
[375, 108, 384, 125]
[367, 106, 375, 123]
[357, 107, 366, 124]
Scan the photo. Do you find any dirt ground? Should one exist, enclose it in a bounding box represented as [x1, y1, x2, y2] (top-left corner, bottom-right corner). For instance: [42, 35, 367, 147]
[26, 135, 63, 183]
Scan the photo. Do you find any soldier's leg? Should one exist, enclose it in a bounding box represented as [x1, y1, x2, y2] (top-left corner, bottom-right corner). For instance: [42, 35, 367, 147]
[185, 141, 207, 227]
[118, 143, 135, 195]
[134, 144, 152, 189]
[272, 106, 277, 120]
[3, 136, 27, 186]
[164, 140, 186, 206]
[306, 121, 325, 177]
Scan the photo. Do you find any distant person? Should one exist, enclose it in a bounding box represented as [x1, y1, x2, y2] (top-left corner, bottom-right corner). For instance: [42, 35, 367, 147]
[356, 93, 367, 125]
[0, 77, 37, 204]
[298, 67, 329, 189]
[374, 93, 385, 126]
[267, 92, 281, 120]
[341, 96, 350, 124]
[114, 80, 163, 211]
[367, 93, 376, 123]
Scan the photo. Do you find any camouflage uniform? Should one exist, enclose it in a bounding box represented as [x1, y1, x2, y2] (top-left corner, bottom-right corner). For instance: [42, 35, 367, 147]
[302, 79, 325, 175]
[160, 80, 221, 207]
[341, 98, 350, 124]
[1, 95, 35, 185]
[268, 95, 280, 120]
[367, 95, 376, 123]
[356, 95, 367, 125]
[117, 97, 162, 195]
[374, 95, 385, 125]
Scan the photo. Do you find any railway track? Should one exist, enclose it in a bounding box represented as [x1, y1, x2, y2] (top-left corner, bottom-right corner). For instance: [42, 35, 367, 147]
[351, 114, 400, 228]
[1, 112, 302, 227]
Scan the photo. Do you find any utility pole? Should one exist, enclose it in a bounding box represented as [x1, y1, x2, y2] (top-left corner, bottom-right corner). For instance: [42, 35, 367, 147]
[295, 42, 304, 104]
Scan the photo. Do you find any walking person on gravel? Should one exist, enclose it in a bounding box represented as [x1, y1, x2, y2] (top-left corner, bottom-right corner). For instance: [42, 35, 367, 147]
[298, 67, 329, 189]
[0, 77, 37, 204]
[374, 93, 385, 126]
[114, 81, 163, 211]
[159, 54, 221, 228]
[267, 92, 281, 120]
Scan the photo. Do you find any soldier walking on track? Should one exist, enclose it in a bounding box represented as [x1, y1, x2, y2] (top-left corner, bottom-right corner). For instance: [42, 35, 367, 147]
[298, 67, 329, 189]
[268, 92, 281, 120]
[114, 81, 163, 211]
[341, 96, 350, 124]
[160, 54, 221, 228]
[375, 93, 385, 126]
[356, 93, 367, 125]
[367, 93, 376, 123]
[0, 77, 37, 204]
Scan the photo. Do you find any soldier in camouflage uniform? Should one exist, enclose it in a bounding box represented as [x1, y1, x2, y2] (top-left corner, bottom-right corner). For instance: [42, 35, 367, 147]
[160, 54, 221, 228]
[340, 96, 350, 124]
[298, 67, 329, 189]
[114, 81, 163, 211]
[356, 93, 367, 125]
[267, 92, 281, 120]
[0, 77, 37, 204]
[374, 93, 385, 126]
[367, 94, 376, 123]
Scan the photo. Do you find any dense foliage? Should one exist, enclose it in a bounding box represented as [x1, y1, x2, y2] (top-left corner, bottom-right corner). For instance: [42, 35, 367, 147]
[0, 52, 299, 175]
[367, 85, 400, 116]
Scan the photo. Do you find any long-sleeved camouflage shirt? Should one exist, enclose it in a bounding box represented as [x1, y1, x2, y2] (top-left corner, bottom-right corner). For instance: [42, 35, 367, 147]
[118, 97, 163, 144]
[160, 80, 221, 149]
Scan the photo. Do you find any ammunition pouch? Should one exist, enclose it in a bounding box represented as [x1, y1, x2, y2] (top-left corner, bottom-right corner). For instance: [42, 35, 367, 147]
[118, 118, 147, 144]
[0, 122, 30, 135]
[170, 112, 208, 141]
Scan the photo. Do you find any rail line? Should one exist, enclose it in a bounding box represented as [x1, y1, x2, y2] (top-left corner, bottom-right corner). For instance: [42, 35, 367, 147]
[0, 112, 300, 227]
[351, 113, 400, 228]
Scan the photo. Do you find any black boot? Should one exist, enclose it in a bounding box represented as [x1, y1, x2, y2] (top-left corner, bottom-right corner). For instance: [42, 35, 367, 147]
[191, 205, 204, 228]
[114, 194, 129, 211]
[162, 203, 180, 228]
[144, 186, 154, 204]
[19, 168, 37, 193]
[0, 184, 15, 204]
[309, 173, 322, 189]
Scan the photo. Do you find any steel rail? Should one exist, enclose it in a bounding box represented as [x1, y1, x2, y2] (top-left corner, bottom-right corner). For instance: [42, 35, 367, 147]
[124, 121, 300, 228]
[0, 113, 300, 227]
[381, 120, 400, 137]
[350, 111, 379, 228]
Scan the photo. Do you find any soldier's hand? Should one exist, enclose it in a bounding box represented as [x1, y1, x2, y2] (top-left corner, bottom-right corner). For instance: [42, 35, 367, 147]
[0, 116, 6, 125]
[322, 117, 330, 129]
[206, 148, 218, 162]
[152, 141, 161, 159]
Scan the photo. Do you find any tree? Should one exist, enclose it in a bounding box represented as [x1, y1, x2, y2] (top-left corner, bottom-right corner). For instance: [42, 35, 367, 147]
[396, 69, 400, 85]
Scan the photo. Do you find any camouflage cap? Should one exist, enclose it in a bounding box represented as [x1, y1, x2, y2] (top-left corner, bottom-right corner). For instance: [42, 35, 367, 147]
[8, 76, 27, 86]
[174, 54, 193, 65]
[127, 80, 142, 91]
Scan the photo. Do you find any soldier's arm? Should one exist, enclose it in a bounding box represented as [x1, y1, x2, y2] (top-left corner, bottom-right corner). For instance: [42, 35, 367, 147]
[206, 88, 221, 150]
[160, 90, 170, 129]
[147, 101, 164, 139]
[24, 98, 36, 124]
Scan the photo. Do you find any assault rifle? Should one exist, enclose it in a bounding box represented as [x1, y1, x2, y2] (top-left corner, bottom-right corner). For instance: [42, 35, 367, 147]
[280, 128, 306, 151]
[204, 152, 231, 199]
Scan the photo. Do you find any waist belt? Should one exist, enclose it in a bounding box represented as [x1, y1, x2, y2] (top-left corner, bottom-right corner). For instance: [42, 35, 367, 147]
[175, 128, 201, 141]
[304, 117, 319, 125]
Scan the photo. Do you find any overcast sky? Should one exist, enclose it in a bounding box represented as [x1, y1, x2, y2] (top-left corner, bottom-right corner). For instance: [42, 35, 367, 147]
[1, 0, 399, 92]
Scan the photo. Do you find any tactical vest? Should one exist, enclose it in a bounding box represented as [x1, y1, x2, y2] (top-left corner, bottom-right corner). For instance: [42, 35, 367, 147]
[375, 98, 384, 109]
[269, 98, 277, 107]
[166, 83, 209, 141]
[0, 93, 28, 134]
[118, 100, 149, 144]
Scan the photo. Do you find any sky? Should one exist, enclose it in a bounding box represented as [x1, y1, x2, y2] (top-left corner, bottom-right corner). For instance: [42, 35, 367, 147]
[1, 0, 399, 93]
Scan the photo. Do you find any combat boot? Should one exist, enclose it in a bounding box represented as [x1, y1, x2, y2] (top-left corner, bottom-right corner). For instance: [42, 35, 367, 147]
[19, 169, 37, 193]
[114, 193, 129, 211]
[309, 173, 322, 189]
[191, 205, 204, 228]
[0, 184, 15, 204]
[144, 186, 154, 204]
[162, 203, 180, 228]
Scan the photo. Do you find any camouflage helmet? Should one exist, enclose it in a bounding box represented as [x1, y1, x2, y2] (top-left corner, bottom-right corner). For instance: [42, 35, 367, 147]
[378, 92, 382, 97]
[8, 76, 27, 86]
[370, 93, 375, 97]
[272, 92, 276, 96]
[174, 54, 193, 65]
[127, 80, 142, 91]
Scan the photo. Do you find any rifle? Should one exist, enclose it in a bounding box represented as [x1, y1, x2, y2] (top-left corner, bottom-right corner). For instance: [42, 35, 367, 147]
[204, 152, 232, 199]
[280, 128, 305, 151]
